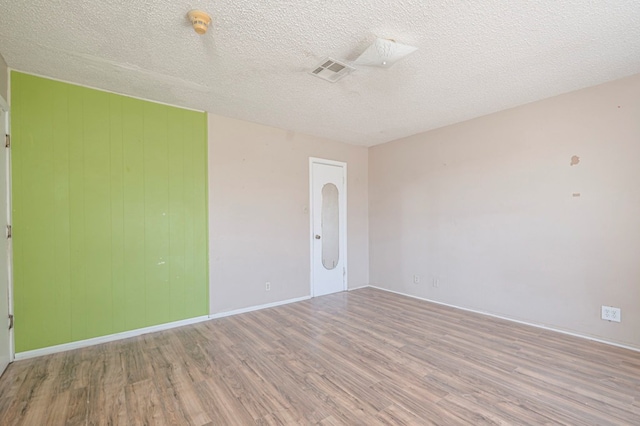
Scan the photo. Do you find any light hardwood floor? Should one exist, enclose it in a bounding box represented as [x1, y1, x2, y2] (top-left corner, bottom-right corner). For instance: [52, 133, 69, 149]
[0, 287, 639, 425]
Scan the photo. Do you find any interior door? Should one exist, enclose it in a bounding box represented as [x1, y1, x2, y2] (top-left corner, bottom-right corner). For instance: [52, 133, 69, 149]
[310, 158, 347, 297]
[0, 102, 11, 375]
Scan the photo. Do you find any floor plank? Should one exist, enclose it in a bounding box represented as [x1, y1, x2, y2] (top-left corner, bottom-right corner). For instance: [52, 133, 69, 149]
[0, 288, 638, 425]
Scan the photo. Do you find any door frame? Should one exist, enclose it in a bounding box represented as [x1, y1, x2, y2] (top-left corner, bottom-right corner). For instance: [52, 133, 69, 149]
[309, 157, 347, 297]
[0, 92, 14, 366]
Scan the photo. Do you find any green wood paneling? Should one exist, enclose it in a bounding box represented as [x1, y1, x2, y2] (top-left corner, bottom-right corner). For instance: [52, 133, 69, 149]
[11, 72, 209, 352]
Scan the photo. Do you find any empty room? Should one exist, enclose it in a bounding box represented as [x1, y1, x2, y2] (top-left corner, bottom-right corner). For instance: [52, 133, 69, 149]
[0, 1, 639, 424]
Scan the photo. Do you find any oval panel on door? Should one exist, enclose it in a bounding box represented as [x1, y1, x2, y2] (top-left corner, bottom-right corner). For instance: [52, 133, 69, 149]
[321, 183, 339, 270]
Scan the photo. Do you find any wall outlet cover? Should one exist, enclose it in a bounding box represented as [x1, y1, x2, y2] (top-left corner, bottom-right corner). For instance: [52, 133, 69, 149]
[601, 305, 621, 322]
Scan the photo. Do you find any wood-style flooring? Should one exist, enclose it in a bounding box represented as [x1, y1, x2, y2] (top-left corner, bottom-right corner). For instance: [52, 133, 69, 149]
[0, 287, 639, 425]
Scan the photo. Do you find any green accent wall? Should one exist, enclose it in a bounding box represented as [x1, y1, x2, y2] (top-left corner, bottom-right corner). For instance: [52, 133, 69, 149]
[11, 72, 209, 352]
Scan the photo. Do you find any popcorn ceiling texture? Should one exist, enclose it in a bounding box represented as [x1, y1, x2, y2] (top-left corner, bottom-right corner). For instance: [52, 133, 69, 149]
[1, 1, 639, 146]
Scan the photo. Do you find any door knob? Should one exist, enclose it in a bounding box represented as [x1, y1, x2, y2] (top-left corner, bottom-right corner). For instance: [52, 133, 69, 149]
[315, 235, 321, 239]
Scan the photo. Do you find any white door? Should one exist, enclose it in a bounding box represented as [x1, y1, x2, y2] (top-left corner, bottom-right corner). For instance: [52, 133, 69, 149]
[310, 158, 347, 297]
[0, 101, 11, 375]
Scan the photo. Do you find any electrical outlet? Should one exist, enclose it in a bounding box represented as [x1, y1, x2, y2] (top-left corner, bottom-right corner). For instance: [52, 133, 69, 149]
[609, 307, 621, 322]
[413, 275, 420, 284]
[601, 305, 621, 322]
[265, 282, 271, 291]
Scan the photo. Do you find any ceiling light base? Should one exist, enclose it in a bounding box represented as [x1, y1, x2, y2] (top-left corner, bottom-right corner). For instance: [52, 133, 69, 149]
[354, 38, 417, 68]
[188, 10, 212, 35]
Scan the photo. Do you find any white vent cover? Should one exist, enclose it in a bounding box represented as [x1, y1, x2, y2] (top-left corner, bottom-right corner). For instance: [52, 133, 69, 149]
[309, 58, 354, 83]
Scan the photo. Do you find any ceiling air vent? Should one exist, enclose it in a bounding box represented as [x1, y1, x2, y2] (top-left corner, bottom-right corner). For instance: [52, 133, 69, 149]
[309, 58, 354, 83]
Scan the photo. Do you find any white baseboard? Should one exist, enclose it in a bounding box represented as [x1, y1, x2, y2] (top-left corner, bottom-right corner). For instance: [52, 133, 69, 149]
[365, 285, 640, 353]
[22, 287, 633, 361]
[15, 316, 211, 360]
[209, 295, 311, 320]
[15, 295, 314, 361]
[347, 285, 370, 291]
[15, 315, 209, 361]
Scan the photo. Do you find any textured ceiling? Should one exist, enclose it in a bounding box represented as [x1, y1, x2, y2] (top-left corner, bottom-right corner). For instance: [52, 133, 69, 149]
[1, 1, 639, 146]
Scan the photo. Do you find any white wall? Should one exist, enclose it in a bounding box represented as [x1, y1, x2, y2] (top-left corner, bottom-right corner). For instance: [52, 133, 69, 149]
[208, 114, 369, 314]
[369, 74, 640, 349]
[0, 53, 7, 102]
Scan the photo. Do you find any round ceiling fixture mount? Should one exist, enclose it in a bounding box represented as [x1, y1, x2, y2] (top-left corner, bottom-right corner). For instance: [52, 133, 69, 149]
[354, 38, 418, 68]
[187, 10, 212, 35]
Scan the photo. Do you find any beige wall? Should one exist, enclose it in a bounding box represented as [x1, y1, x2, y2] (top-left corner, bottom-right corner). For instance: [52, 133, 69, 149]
[208, 114, 369, 314]
[0, 53, 7, 102]
[369, 74, 640, 349]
